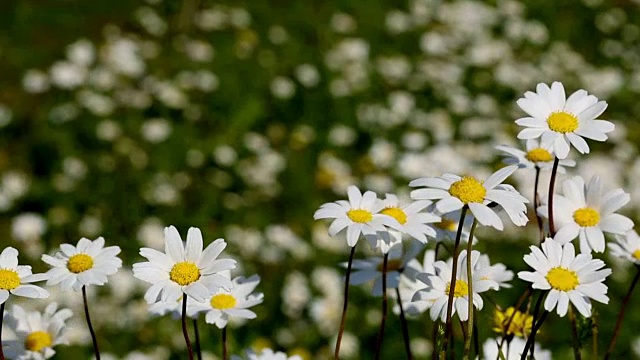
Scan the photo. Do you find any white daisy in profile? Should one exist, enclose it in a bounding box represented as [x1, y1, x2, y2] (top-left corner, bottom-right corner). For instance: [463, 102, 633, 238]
[394, 250, 436, 317]
[496, 139, 576, 172]
[2, 303, 72, 360]
[608, 230, 640, 265]
[376, 194, 439, 244]
[410, 166, 528, 230]
[41, 237, 122, 291]
[133, 226, 236, 303]
[0, 247, 49, 304]
[515, 81, 614, 159]
[413, 250, 498, 322]
[540, 175, 633, 253]
[518, 238, 611, 317]
[476, 254, 513, 289]
[188, 274, 263, 328]
[314, 185, 399, 247]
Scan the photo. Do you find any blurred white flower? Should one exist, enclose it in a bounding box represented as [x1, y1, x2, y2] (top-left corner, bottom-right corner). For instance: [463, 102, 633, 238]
[270, 77, 296, 100]
[66, 39, 95, 66]
[141, 118, 172, 143]
[609, 230, 640, 265]
[11, 213, 47, 242]
[22, 69, 50, 94]
[49, 61, 87, 89]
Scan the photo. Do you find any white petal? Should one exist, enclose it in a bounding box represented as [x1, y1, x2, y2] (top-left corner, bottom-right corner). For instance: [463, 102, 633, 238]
[468, 203, 503, 230]
[483, 166, 517, 190]
[566, 133, 589, 154]
[599, 214, 634, 234]
[185, 228, 204, 263]
[517, 128, 546, 140]
[577, 101, 607, 121]
[164, 226, 185, 262]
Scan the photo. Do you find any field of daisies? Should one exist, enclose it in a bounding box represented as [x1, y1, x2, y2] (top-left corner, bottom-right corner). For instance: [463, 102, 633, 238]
[3, 0, 640, 359]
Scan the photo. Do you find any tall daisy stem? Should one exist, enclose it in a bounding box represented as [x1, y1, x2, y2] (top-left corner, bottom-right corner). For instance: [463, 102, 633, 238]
[222, 327, 228, 360]
[533, 166, 545, 243]
[395, 288, 413, 360]
[548, 157, 560, 236]
[193, 319, 202, 360]
[181, 295, 194, 360]
[496, 287, 532, 358]
[335, 246, 356, 359]
[0, 302, 5, 360]
[82, 286, 101, 360]
[521, 292, 549, 360]
[604, 265, 640, 360]
[374, 253, 389, 360]
[464, 219, 479, 359]
[569, 306, 582, 360]
[442, 205, 468, 357]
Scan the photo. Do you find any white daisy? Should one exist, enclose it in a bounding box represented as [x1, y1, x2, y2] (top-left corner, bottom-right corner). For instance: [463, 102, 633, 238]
[412, 250, 498, 322]
[539, 175, 633, 253]
[232, 348, 302, 360]
[429, 208, 475, 244]
[518, 238, 611, 317]
[132, 226, 236, 303]
[608, 230, 640, 265]
[2, 303, 72, 360]
[0, 247, 49, 304]
[482, 337, 552, 360]
[314, 185, 399, 247]
[476, 254, 513, 289]
[188, 274, 263, 328]
[394, 250, 436, 317]
[376, 194, 439, 244]
[347, 241, 423, 296]
[515, 81, 614, 159]
[41, 237, 122, 291]
[147, 295, 199, 320]
[410, 165, 528, 230]
[496, 139, 576, 172]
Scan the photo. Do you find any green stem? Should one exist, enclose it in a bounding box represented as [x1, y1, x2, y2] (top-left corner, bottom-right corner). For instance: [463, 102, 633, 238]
[83, 286, 101, 360]
[533, 166, 545, 243]
[222, 327, 227, 360]
[396, 287, 413, 360]
[182, 295, 194, 360]
[193, 319, 202, 360]
[464, 219, 479, 359]
[548, 157, 560, 237]
[569, 306, 582, 360]
[0, 302, 5, 360]
[335, 246, 356, 359]
[374, 253, 389, 360]
[604, 264, 640, 359]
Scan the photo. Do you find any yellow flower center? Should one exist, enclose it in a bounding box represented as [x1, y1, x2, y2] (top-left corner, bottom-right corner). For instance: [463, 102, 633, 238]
[633, 250, 640, 260]
[376, 259, 403, 273]
[435, 218, 457, 232]
[0, 269, 20, 290]
[449, 176, 486, 204]
[547, 111, 578, 133]
[525, 148, 553, 163]
[493, 307, 533, 338]
[546, 267, 579, 291]
[67, 254, 94, 274]
[380, 206, 407, 224]
[347, 209, 373, 223]
[169, 261, 201, 286]
[445, 279, 469, 298]
[573, 207, 600, 227]
[24, 331, 53, 352]
[210, 293, 237, 310]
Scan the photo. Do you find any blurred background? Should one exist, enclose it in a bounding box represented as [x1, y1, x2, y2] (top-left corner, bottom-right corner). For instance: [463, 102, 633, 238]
[1, 0, 640, 358]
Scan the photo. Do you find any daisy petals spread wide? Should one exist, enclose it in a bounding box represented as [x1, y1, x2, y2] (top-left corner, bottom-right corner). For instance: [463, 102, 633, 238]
[0, 247, 49, 304]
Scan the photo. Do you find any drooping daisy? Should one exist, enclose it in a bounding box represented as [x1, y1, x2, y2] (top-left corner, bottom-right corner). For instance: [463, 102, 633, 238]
[2, 303, 72, 360]
[347, 242, 423, 296]
[496, 139, 576, 172]
[412, 250, 498, 322]
[188, 274, 263, 328]
[410, 165, 528, 230]
[515, 81, 614, 159]
[41, 237, 122, 291]
[133, 226, 236, 304]
[608, 230, 640, 265]
[313, 185, 399, 247]
[482, 337, 552, 360]
[539, 175, 633, 253]
[376, 194, 439, 244]
[518, 238, 611, 317]
[0, 247, 49, 304]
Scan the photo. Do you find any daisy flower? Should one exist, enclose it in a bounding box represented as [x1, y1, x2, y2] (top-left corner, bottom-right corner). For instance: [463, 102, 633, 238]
[518, 238, 611, 317]
[232, 348, 302, 360]
[2, 303, 72, 360]
[188, 274, 263, 328]
[539, 175, 633, 253]
[476, 254, 513, 289]
[314, 185, 399, 247]
[429, 208, 475, 244]
[133, 226, 236, 303]
[410, 165, 528, 230]
[515, 81, 614, 159]
[41, 237, 122, 291]
[492, 307, 533, 338]
[148, 295, 200, 320]
[394, 250, 436, 317]
[0, 247, 49, 304]
[376, 194, 439, 244]
[347, 241, 423, 296]
[482, 337, 552, 360]
[608, 230, 640, 265]
[412, 250, 498, 322]
[496, 139, 576, 172]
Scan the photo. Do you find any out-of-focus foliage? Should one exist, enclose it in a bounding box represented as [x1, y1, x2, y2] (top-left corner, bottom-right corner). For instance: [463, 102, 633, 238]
[1, 0, 640, 358]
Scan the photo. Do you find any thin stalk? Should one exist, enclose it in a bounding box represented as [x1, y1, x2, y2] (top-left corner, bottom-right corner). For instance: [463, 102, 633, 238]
[442, 206, 469, 356]
[592, 312, 598, 360]
[464, 219, 479, 358]
[605, 265, 640, 360]
[533, 166, 545, 243]
[222, 327, 227, 360]
[0, 302, 5, 360]
[82, 286, 100, 360]
[193, 319, 202, 360]
[496, 287, 533, 359]
[396, 288, 413, 360]
[335, 246, 356, 359]
[568, 306, 582, 360]
[473, 312, 479, 357]
[525, 290, 547, 359]
[374, 253, 389, 360]
[181, 296, 194, 360]
[521, 310, 549, 360]
[548, 157, 560, 236]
